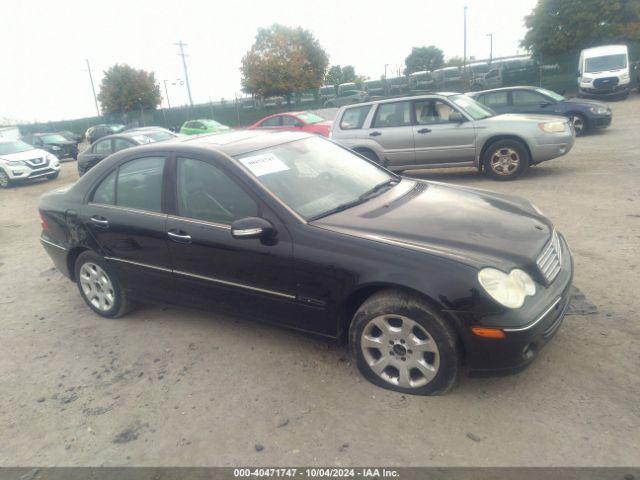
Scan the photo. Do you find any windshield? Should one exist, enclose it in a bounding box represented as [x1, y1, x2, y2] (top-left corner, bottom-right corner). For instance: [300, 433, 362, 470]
[296, 112, 324, 124]
[535, 88, 565, 101]
[144, 131, 175, 141]
[235, 136, 395, 220]
[40, 134, 67, 143]
[450, 95, 495, 120]
[0, 140, 35, 155]
[585, 54, 627, 73]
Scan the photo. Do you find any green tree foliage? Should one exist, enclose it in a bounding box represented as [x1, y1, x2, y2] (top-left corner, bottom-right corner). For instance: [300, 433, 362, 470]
[404, 46, 445, 74]
[522, 0, 640, 56]
[325, 64, 359, 86]
[97, 64, 161, 115]
[241, 24, 329, 99]
[444, 56, 465, 67]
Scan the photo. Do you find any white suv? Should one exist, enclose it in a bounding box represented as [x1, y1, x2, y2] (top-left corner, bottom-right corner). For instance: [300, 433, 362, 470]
[0, 139, 60, 188]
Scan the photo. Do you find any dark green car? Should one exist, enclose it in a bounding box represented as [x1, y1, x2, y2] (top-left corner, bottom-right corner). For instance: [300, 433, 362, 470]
[179, 119, 230, 135]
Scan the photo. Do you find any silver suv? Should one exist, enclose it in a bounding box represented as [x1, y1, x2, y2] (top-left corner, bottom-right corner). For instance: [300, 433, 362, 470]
[330, 93, 575, 180]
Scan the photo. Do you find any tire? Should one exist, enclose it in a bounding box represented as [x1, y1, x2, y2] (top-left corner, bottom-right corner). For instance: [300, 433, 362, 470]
[46, 171, 60, 180]
[349, 289, 460, 396]
[0, 169, 12, 189]
[483, 139, 529, 181]
[354, 148, 381, 164]
[74, 251, 133, 318]
[568, 113, 588, 137]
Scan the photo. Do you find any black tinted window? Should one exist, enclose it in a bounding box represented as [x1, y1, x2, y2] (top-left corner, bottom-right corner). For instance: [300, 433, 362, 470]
[260, 116, 282, 127]
[177, 158, 257, 224]
[116, 157, 164, 212]
[480, 92, 509, 107]
[94, 139, 111, 154]
[373, 101, 411, 128]
[92, 170, 117, 205]
[512, 90, 546, 105]
[113, 138, 133, 152]
[339, 105, 371, 130]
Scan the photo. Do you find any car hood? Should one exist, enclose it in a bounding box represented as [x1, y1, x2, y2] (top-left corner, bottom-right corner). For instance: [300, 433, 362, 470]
[566, 97, 609, 109]
[481, 113, 566, 124]
[45, 140, 76, 147]
[313, 179, 553, 272]
[0, 148, 50, 161]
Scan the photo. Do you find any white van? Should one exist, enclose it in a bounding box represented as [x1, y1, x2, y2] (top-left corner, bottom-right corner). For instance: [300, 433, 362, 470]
[578, 45, 631, 98]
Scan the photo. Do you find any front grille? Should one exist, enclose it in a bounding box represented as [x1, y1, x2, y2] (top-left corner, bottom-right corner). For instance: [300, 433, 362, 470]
[25, 157, 49, 169]
[593, 77, 619, 89]
[537, 230, 562, 283]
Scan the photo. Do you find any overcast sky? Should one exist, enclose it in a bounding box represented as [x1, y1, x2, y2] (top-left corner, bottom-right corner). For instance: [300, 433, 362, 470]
[2, 0, 537, 123]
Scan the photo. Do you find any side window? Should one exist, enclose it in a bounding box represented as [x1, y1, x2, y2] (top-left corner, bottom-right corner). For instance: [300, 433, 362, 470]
[176, 158, 258, 224]
[372, 101, 412, 128]
[481, 92, 509, 107]
[116, 157, 165, 212]
[512, 90, 546, 106]
[94, 139, 112, 155]
[339, 105, 371, 130]
[184, 121, 195, 128]
[486, 69, 499, 79]
[260, 116, 282, 127]
[282, 116, 299, 126]
[113, 138, 133, 152]
[92, 170, 117, 205]
[414, 100, 457, 124]
[193, 122, 205, 129]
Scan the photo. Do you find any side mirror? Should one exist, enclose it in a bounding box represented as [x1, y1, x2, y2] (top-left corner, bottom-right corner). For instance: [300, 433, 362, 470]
[449, 112, 466, 123]
[539, 101, 552, 108]
[231, 217, 275, 241]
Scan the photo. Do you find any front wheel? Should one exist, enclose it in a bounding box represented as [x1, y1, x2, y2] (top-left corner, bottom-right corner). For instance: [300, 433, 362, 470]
[483, 140, 529, 181]
[74, 251, 133, 318]
[350, 290, 460, 395]
[569, 113, 587, 136]
[0, 169, 12, 188]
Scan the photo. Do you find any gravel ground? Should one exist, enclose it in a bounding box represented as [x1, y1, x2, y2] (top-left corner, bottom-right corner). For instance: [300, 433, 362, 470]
[1, 96, 639, 467]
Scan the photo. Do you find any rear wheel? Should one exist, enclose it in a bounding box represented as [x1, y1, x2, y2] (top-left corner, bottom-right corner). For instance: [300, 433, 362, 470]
[0, 169, 12, 188]
[569, 113, 587, 136]
[350, 290, 460, 395]
[483, 139, 529, 181]
[74, 251, 133, 318]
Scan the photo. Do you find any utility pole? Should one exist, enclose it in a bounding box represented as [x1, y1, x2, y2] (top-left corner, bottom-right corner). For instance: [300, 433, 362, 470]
[174, 40, 194, 106]
[463, 6, 468, 71]
[163, 80, 171, 109]
[85, 59, 100, 116]
[487, 33, 493, 63]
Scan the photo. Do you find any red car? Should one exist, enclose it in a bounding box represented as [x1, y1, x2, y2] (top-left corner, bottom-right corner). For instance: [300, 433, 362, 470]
[249, 111, 332, 137]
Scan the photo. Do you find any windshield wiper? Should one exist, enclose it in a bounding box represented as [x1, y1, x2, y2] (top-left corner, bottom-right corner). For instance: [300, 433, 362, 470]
[309, 178, 399, 222]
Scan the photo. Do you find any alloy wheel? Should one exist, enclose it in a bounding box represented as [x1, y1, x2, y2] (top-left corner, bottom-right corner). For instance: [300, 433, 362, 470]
[360, 314, 440, 388]
[570, 115, 585, 135]
[489, 147, 520, 176]
[79, 262, 115, 312]
[0, 170, 9, 188]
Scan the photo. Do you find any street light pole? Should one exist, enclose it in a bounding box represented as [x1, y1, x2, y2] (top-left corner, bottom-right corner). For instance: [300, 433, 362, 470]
[463, 6, 468, 70]
[174, 40, 194, 106]
[85, 59, 100, 117]
[487, 33, 493, 63]
[163, 80, 171, 109]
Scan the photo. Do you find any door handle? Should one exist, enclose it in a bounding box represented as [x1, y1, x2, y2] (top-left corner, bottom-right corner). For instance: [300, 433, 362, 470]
[90, 216, 109, 228]
[417, 128, 432, 134]
[369, 131, 382, 137]
[168, 230, 192, 243]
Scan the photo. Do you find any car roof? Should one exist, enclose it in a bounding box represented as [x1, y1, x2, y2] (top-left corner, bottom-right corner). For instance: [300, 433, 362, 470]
[469, 86, 542, 95]
[178, 129, 312, 157]
[581, 44, 628, 56]
[344, 92, 461, 107]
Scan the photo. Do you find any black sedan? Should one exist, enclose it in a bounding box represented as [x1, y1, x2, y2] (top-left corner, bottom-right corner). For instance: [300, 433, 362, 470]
[22, 132, 79, 159]
[84, 124, 125, 144]
[39, 131, 573, 395]
[77, 129, 177, 175]
[468, 86, 612, 136]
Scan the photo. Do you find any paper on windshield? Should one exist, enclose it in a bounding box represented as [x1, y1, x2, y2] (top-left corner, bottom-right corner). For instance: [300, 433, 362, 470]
[239, 153, 289, 177]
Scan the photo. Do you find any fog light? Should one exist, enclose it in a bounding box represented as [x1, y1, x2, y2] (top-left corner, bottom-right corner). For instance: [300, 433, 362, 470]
[522, 342, 537, 360]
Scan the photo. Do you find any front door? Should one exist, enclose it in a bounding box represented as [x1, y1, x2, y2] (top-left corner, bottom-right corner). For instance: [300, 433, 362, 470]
[411, 98, 476, 165]
[165, 155, 304, 329]
[511, 89, 554, 114]
[81, 155, 173, 299]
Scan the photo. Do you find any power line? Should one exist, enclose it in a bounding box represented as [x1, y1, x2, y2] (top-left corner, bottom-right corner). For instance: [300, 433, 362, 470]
[85, 59, 100, 117]
[174, 40, 194, 106]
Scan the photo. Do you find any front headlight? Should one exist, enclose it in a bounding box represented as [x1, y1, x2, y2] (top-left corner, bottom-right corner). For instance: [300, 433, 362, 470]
[538, 121, 566, 133]
[582, 77, 593, 83]
[621, 72, 630, 81]
[478, 268, 536, 309]
[589, 106, 608, 115]
[3, 159, 26, 166]
[51, 146, 61, 151]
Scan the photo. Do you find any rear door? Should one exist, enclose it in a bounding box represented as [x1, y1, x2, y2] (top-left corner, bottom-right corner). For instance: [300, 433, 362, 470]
[83, 138, 114, 171]
[362, 100, 415, 166]
[82, 154, 173, 299]
[164, 154, 306, 329]
[411, 98, 476, 165]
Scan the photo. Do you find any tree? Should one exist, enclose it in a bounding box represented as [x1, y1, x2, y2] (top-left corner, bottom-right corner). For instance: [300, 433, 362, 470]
[444, 56, 465, 67]
[522, 0, 640, 57]
[404, 46, 445, 74]
[241, 24, 329, 102]
[324, 64, 360, 86]
[97, 64, 161, 115]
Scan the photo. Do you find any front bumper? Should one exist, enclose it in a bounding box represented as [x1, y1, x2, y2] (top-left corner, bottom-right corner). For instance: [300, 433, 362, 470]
[579, 84, 630, 97]
[589, 114, 612, 129]
[5, 161, 60, 180]
[461, 234, 574, 375]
